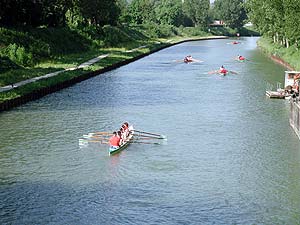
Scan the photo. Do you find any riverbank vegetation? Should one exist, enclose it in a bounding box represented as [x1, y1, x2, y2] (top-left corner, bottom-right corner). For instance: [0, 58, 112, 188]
[0, 0, 255, 104]
[246, 0, 300, 70]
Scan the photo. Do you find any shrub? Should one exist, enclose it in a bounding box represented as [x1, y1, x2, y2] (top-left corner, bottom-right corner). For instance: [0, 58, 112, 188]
[5, 43, 33, 66]
[140, 23, 177, 38]
[179, 27, 208, 37]
[0, 56, 21, 73]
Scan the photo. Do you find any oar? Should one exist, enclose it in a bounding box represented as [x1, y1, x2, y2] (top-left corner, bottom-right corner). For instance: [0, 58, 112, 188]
[79, 139, 106, 144]
[88, 131, 113, 136]
[192, 59, 204, 63]
[134, 136, 166, 140]
[83, 134, 110, 139]
[133, 133, 166, 140]
[229, 70, 238, 75]
[133, 130, 166, 138]
[173, 59, 183, 63]
[83, 132, 113, 137]
[208, 70, 217, 74]
[82, 136, 109, 141]
[130, 140, 162, 145]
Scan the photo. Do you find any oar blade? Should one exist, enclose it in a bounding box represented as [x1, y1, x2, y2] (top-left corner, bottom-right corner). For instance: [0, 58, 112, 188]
[133, 133, 167, 140]
[79, 138, 107, 145]
[130, 141, 163, 145]
[229, 70, 238, 75]
[133, 130, 166, 138]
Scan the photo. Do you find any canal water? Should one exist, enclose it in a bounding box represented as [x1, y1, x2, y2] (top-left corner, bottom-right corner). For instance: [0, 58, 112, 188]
[1, 37, 300, 224]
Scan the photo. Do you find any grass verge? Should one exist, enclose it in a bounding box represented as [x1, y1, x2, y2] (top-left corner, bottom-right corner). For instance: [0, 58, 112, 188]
[257, 37, 300, 70]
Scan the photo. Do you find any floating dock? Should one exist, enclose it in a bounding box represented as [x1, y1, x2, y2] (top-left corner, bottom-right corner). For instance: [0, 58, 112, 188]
[266, 71, 300, 99]
[266, 90, 286, 99]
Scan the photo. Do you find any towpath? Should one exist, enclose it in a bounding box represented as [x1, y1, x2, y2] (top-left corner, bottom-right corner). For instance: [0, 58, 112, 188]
[0, 54, 109, 93]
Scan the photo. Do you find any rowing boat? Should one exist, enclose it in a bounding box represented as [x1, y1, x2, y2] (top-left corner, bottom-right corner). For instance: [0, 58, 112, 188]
[109, 126, 134, 155]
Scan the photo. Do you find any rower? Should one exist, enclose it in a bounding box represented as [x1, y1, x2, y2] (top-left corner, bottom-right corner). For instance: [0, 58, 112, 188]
[117, 130, 123, 145]
[184, 55, 193, 63]
[238, 55, 245, 60]
[122, 123, 129, 138]
[219, 65, 228, 74]
[109, 131, 121, 148]
[184, 56, 189, 63]
[118, 127, 124, 142]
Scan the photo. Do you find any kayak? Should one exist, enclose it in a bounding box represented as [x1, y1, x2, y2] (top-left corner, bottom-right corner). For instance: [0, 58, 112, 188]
[109, 126, 134, 155]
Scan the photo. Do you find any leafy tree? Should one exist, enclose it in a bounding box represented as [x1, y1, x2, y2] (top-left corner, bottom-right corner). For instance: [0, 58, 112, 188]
[214, 0, 247, 28]
[41, 0, 73, 27]
[283, 0, 300, 48]
[155, 0, 183, 26]
[183, 0, 210, 27]
[78, 0, 120, 26]
[128, 0, 159, 24]
[116, 0, 130, 23]
[0, 0, 73, 27]
[0, 0, 44, 26]
[246, 0, 300, 48]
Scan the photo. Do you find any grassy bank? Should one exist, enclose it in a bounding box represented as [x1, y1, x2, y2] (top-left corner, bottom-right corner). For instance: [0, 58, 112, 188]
[0, 25, 254, 104]
[257, 37, 300, 70]
[0, 24, 208, 103]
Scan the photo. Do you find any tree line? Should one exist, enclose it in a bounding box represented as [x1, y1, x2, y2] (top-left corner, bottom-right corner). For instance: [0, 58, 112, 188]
[0, 0, 247, 29]
[246, 0, 300, 48]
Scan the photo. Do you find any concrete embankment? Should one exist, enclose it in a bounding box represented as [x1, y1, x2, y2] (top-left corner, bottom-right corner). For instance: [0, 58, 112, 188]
[0, 36, 226, 112]
[270, 54, 295, 71]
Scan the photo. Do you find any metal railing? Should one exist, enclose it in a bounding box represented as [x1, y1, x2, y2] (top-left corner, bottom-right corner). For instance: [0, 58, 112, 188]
[290, 99, 300, 139]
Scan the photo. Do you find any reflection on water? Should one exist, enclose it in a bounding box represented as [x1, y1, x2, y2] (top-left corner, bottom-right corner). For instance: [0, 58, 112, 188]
[1, 37, 300, 224]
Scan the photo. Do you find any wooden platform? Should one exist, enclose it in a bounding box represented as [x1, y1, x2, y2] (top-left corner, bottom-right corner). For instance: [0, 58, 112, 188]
[266, 90, 286, 99]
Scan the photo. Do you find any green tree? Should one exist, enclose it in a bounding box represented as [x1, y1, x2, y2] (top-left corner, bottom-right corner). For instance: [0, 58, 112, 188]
[0, 0, 73, 27]
[78, 0, 120, 26]
[128, 0, 159, 24]
[42, 0, 73, 27]
[214, 0, 247, 28]
[0, 0, 44, 26]
[183, 0, 210, 27]
[117, 0, 130, 23]
[155, 0, 183, 26]
[246, 0, 300, 48]
[284, 0, 300, 48]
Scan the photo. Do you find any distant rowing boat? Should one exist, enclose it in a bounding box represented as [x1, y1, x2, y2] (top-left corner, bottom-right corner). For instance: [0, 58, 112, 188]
[109, 126, 134, 155]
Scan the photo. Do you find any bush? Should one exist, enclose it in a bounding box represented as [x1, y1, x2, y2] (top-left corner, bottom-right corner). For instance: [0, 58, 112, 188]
[5, 43, 33, 66]
[0, 56, 21, 73]
[139, 23, 177, 38]
[179, 27, 208, 37]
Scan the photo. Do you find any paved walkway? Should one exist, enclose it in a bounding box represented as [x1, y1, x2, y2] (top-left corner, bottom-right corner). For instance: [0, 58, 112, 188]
[0, 54, 109, 93]
[125, 45, 147, 53]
